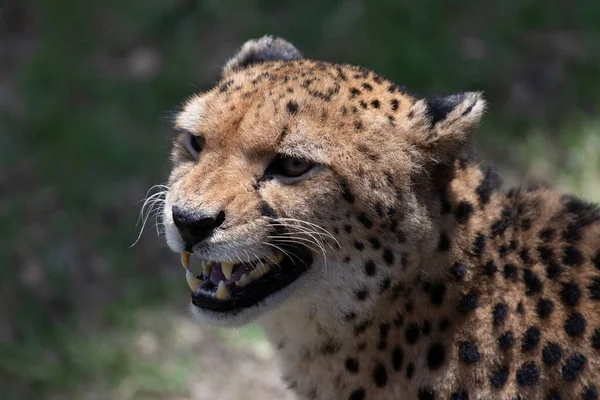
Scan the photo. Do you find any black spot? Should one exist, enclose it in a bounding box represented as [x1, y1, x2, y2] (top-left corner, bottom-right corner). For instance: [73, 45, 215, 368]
[521, 327, 541, 352]
[517, 301, 525, 314]
[451, 262, 467, 280]
[542, 342, 563, 366]
[362, 82, 373, 91]
[594, 251, 600, 271]
[473, 233, 486, 256]
[583, 385, 599, 400]
[482, 260, 497, 276]
[493, 302, 509, 326]
[588, 276, 600, 300]
[348, 387, 365, 400]
[536, 298, 555, 319]
[344, 312, 357, 321]
[546, 262, 564, 280]
[405, 323, 420, 344]
[563, 246, 583, 266]
[259, 202, 278, 218]
[358, 213, 373, 229]
[519, 248, 533, 266]
[364, 260, 376, 276]
[516, 362, 540, 387]
[560, 280, 582, 306]
[370, 99, 380, 108]
[430, 283, 446, 306]
[451, 391, 469, 400]
[405, 362, 415, 379]
[355, 289, 368, 301]
[359, 100, 368, 109]
[439, 318, 450, 332]
[547, 389, 561, 400]
[353, 318, 373, 335]
[427, 342, 445, 370]
[592, 329, 600, 350]
[368, 237, 381, 250]
[455, 201, 474, 224]
[391, 346, 403, 371]
[353, 120, 364, 131]
[320, 339, 340, 355]
[564, 312, 586, 337]
[390, 99, 399, 111]
[561, 353, 587, 381]
[458, 341, 481, 363]
[354, 241, 365, 251]
[286, 100, 299, 115]
[339, 179, 355, 203]
[540, 228, 555, 242]
[345, 358, 359, 373]
[503, 263, 517, 279]
[476, 166, 501, 205]
[379, 276, 391, 293]
[349, 87, 361, 97]
[491, 208, 513, 237]
[490, 365, 509, 388]
[422, 320, 432, 335]
[498, 331, 515, 350]
[438, 232, 450, 251]
[523, 269, 543, 295]
[382, 249, 394, 266]
[418, 387, 435, 400]
[458, 290, 479, 313]
[372, 363, 387, 387]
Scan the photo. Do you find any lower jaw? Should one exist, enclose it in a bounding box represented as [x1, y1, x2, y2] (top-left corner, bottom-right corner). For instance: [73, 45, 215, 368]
[191, 249, 313, 314]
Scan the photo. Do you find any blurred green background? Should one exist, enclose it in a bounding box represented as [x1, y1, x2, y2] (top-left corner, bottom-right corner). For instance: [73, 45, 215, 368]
[1, 0, 599, 399]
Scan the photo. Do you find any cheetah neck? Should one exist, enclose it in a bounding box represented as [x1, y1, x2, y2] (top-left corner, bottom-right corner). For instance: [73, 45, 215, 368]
[258, 159, 509, 398]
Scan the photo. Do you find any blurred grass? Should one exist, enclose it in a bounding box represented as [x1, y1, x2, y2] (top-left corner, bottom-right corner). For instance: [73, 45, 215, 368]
[1, 0, 599, 398]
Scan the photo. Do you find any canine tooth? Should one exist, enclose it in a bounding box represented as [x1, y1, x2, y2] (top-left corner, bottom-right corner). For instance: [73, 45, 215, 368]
[236, 273, 250, 287]
[202, 261, 214, 277]
[181, 252, 191, 269]
[185, 269, 201, 292]
[250, 268, 265, 280]
[216, 280, 229, 300]
[221, 262, 234, 280]
[274, 252, 285, 264]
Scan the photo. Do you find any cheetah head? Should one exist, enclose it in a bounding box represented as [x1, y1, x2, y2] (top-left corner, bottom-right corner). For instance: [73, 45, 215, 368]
[162, 36, 486, 327]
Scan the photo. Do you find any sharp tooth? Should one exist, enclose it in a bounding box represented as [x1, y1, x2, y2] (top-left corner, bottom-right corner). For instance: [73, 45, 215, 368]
[274, 251, 285, 264]
[216, 280, 229, 300]
[202, 261, 214, 278]
[250, 268, 265, 280]
[221, 262, 234, 280]
[181, 252, 191, 269]
[236, 273, 249, 287]
[185, 269, 201, 291]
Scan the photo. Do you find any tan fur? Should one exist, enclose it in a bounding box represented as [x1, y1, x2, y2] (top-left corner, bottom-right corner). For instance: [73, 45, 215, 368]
[163, 37, 600, 399]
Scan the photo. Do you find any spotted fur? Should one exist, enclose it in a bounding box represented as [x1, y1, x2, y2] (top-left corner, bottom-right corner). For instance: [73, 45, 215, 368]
[163, 36, 600, 399]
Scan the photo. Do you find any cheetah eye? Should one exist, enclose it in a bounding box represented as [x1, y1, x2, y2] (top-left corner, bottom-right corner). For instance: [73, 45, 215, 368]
[184, 133, 205, 159]
[267, 156, 315, 179]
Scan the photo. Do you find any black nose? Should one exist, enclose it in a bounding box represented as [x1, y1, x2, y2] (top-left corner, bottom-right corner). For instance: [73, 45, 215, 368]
[172, 205, 225, 249]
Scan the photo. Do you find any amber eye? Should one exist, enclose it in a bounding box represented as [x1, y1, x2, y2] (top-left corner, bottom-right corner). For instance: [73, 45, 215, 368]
[267, 156, 315, 178]
[184, 133, 204, 159]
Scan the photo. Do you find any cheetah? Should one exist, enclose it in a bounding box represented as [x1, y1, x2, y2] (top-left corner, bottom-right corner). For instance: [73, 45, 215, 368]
[160, 36, 600, 399]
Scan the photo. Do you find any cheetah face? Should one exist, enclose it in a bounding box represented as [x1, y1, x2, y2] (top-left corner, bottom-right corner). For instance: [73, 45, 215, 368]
[163, 113, 342, 326]
[161, 36, 485, 327]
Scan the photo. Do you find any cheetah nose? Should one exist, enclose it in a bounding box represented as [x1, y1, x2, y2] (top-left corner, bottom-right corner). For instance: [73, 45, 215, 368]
[172, 205, 226, 250]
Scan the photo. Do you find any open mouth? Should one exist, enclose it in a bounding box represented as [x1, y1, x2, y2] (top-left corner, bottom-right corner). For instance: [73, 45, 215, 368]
[181, 246, 312, 313]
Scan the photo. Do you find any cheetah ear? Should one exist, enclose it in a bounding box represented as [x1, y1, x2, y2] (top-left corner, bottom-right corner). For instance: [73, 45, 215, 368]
[407, 92, 486, 164]
[222, 35, 303, 76]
